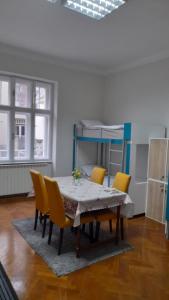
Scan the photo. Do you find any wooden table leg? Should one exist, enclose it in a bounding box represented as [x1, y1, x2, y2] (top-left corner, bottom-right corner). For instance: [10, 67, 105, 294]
[115, 205, 121, 245]
[95, 221, 100, 242]
[120, 217, 124, 240]
[89, 222, 94, 243]
[76, 226, 81, 258]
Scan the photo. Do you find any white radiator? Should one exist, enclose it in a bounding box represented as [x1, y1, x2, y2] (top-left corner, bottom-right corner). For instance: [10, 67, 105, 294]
[0, 163, 52, 196]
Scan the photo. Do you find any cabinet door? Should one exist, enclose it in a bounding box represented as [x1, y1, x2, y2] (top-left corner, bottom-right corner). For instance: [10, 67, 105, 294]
[146, 180, 165, 223]
[148, 139, 167, 181]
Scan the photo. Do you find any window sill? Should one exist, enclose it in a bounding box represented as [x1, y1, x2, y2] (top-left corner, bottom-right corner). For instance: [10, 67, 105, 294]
[0, 161, 53, 166]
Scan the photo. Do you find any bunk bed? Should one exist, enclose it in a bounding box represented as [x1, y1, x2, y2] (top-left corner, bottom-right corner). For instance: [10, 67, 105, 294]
[73, 120, 165, 215]
[73, 121, 132, 186]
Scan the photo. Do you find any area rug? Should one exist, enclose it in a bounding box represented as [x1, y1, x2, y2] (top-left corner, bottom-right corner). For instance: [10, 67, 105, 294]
[13, 218, 133, 276]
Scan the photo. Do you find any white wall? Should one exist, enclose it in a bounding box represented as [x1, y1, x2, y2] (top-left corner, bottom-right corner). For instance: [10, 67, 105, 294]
[0, 51, 105, 176]
[1, 48, 169, 180]
[104, 58, 169, 130]
[103, 57, 169, 215]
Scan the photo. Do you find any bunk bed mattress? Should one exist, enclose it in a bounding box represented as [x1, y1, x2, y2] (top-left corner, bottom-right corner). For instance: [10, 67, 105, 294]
[102, 128, 123, 139]
[77, 125, 124, 139]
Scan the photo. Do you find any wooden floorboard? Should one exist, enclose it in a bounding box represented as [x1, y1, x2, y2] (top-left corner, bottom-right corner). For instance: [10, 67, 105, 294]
[0, 197, 169, 300]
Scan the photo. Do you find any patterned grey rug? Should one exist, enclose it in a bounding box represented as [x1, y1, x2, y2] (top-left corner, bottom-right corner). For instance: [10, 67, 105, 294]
[13, 218, 133, 276]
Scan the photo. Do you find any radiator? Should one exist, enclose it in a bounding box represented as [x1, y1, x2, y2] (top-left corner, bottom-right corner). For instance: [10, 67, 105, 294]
[0, 163, 52, 196]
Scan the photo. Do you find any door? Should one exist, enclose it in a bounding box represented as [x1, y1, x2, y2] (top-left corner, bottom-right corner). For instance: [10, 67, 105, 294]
[148, 139, 167, 182]
[146, 180, 165, 223]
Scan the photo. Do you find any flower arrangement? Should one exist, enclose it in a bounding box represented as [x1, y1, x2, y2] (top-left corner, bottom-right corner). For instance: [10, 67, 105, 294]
[72, 168, 81, 180]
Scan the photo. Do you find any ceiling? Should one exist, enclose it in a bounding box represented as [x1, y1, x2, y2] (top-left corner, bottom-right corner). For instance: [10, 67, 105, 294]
[0, 0, 169, 74]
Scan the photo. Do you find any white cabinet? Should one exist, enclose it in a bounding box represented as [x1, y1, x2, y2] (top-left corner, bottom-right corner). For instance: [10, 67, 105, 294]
[146, 139, 168, 223]
[130, 123, 165, 215]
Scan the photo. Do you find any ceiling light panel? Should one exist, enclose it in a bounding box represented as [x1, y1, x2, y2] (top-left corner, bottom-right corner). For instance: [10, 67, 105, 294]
[47, 0, 58, 3]
[62, 0, 126, 20]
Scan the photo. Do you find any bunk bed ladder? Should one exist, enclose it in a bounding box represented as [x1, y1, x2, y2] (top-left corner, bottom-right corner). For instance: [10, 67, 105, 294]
[107, 141, 126, 186]
[121, 141, 126, 172]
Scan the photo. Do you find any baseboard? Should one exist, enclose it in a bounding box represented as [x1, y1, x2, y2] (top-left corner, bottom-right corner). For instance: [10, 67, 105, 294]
[0, 193, 34, 203]
[0, 193, 28, 199]
[132, 213, 145, 218]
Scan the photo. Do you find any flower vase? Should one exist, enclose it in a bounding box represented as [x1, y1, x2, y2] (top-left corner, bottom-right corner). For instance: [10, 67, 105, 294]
[74, 178, 80, 186]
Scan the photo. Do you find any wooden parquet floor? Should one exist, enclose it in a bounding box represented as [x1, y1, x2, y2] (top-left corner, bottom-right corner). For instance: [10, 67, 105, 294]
[0, 197, 169, 300]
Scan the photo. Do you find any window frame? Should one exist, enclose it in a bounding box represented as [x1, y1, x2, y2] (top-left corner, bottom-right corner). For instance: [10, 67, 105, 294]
[0, 75, 54, 164]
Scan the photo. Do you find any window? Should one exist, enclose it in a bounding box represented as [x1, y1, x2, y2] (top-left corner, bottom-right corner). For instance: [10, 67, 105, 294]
[0, 77, 10, 106]
[34, 115, 50, 159]
[15, 79, 31, 108]
[0, 111, 10, 160]
[35, 82, 51, 110]
[14, 113, 31, 160]
[0, 75, 53, 162]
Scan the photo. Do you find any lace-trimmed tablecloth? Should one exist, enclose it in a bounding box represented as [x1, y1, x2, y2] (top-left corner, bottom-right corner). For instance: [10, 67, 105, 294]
[54, 177, 134, 227]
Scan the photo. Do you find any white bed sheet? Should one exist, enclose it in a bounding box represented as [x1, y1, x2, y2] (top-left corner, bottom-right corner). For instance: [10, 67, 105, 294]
[77, 125, 124, 139]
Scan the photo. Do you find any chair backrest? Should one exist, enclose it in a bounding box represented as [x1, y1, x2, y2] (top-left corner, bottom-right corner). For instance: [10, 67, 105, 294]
[30, 169, 49, 214]
[44, 176, 66, 227]
[90, 167, 106, 185]
[112, 172, 131, 193]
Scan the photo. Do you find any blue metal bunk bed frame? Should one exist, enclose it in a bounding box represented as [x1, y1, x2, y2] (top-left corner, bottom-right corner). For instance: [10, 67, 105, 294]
[73, 122, 132, 186]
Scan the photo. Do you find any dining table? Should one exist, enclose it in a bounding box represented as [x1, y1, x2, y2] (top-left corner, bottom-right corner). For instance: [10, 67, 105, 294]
[53, 176, 134, 257]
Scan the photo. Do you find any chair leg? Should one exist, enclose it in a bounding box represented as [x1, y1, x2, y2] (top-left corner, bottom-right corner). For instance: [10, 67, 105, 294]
[109, 219, 112, 233]
[58, 228, 64, 255]
[120, 217, 124, 240]
[34, 209, 38, 230]
[95, 221, 100, 241]
[48, 221, 53, 245]
[89, 222, 94, 242]
[115, 206, 121, 244]
[42, 215, 47, 238]
[39, 212, 43, 224]
[76, 226, 81, 258]
[82, 224, 85, 232]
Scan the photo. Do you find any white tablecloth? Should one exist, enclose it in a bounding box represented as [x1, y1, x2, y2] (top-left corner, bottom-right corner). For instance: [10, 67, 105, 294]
[54, 177, 134, 227]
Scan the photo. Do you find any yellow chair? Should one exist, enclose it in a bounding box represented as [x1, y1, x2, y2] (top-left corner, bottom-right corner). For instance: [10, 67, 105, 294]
[113, 172, 131, 193]
[30, 169, 49, 238]
[90, 167, 106, 185]
[44, 176, 96, 257]
[95, 172, 131, 241]
[81, 166, 106, 234]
